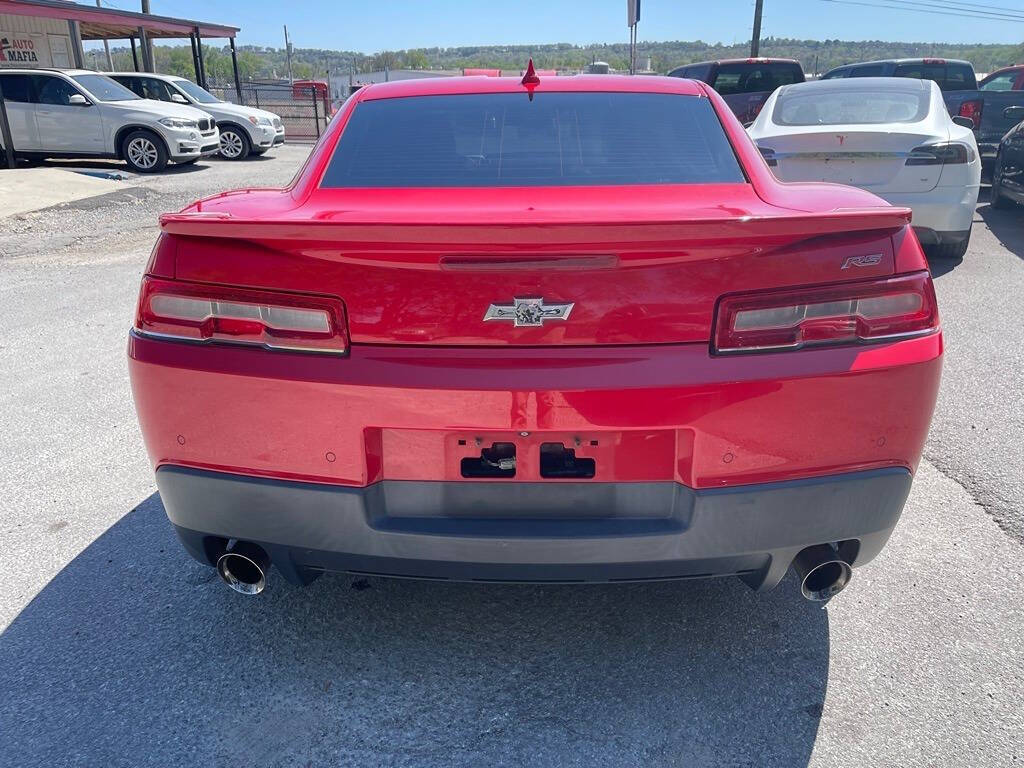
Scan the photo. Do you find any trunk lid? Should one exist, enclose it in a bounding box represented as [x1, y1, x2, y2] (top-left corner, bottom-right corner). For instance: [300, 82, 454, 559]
[763, 128, 946, 193]
[162, 185, 907, 347]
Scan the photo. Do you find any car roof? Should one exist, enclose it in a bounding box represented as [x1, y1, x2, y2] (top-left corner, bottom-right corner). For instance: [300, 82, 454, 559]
[358, 74, 704, 101]
[107, 72, 184, 80]
[833, 58, 973, 68]
[0, 68, 95, 76]
[694, 58, 800, 66]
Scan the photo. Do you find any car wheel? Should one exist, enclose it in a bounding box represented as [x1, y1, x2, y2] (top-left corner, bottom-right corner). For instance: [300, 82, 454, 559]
[122, 130, 167, 173]
[990, 163, 1013, 210]
[218, 127, 251, 160]
[926, 230, 971, 260]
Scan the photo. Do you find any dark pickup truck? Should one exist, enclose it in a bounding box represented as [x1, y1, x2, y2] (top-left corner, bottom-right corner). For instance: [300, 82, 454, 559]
[667, 58, 805, 125]
[821, 59, 1024, 162]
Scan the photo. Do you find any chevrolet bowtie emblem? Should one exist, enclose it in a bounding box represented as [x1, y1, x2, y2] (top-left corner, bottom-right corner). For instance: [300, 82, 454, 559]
[483, 297, 575, 327]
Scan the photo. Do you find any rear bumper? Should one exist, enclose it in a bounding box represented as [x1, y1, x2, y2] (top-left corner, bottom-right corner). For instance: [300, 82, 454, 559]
[159, 465, 912, 588]
[128, 331, 942, 489]
[885, 185, 980, 235]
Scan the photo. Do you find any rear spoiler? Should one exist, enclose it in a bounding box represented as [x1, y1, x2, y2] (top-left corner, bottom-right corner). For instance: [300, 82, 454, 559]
[159, 206, 912, 244]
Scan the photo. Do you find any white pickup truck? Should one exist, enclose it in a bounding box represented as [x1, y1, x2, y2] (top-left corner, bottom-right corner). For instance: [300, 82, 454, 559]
[108, 73, 285, 160]
[0, 68, 219, 172]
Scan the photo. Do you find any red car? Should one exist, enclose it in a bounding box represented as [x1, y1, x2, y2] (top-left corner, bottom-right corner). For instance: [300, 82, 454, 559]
[128, 73, 942, 601]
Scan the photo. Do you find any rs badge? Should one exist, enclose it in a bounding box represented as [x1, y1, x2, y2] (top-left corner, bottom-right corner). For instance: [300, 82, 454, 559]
[841, 254, 883, 270]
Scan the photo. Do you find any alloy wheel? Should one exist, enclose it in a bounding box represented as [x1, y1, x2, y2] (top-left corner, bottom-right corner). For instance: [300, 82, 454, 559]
[126, 137, 159, 170]
[220, 131, 245, 159]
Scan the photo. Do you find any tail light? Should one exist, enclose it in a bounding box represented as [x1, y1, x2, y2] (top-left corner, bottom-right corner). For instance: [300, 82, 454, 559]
[713, 271, 938, 354]
[135, 277, 348, 355]
[905, 142, 974, 165]
[957, 99, 983, 130]
[757, 146, 778, 167]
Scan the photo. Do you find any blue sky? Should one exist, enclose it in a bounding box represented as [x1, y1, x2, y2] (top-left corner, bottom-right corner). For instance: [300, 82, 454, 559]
[121, 0, 1024, 49]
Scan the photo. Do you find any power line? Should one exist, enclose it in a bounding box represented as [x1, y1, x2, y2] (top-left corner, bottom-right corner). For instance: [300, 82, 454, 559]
[877, 0, 1024, 20]
[904, 0, 1024, 12]
[820, 0, 1024, 22]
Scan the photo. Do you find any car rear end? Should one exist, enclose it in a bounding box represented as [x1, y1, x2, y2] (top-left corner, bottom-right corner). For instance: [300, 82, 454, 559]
[751, 78, 980, 256]
[128, 77, 942, 597]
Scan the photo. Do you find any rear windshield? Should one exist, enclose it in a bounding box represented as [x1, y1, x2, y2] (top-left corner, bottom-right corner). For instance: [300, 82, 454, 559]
[711, 63, 803, 95]
[320, 92, 745, 187]
[772, 88, 929, 125]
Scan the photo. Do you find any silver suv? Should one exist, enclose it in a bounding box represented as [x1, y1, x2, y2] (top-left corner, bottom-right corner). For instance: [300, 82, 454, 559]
[108, 73, 285, 160]
[0, 69, 219, 173]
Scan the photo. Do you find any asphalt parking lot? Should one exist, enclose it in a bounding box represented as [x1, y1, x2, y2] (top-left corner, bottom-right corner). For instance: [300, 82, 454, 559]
[0, 146, 1021, 767]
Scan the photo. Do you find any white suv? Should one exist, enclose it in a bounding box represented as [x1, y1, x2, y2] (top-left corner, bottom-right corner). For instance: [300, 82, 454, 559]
[108, 73, 285, 160]
[0, 69, 219, 173]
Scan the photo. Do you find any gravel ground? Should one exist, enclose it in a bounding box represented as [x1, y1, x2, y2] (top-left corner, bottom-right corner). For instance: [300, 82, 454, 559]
[0, 147, 1021, 767]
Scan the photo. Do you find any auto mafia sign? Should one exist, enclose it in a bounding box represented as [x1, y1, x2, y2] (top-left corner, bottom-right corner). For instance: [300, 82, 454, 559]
[0, 33, 45, 66]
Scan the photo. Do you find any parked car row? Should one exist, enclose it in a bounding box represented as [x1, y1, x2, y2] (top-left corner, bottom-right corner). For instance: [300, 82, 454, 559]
[0, 68, 284, 173]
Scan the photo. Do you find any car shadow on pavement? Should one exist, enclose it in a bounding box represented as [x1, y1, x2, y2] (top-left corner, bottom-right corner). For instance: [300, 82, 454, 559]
[0, 493, 829, 767]
[39, 158, 210, 175]
[978, 202, 1024, 262]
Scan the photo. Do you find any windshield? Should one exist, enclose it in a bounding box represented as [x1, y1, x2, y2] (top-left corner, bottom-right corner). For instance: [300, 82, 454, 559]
[773, 88, 929, 125]
[172, 79, 221, 104]
[72, 74, 139, 102]
[321, 92, 745, 188]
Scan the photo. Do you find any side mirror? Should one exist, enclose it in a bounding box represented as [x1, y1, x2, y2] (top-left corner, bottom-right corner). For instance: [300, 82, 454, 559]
[170, 92, 188, 104]
[68, 94, 89, 106]
[951, 115, 975, 129]
[1003, 105, 1024, 123]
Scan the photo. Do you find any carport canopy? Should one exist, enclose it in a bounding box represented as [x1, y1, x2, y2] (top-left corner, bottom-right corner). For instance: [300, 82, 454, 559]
[0, 0, 241, 94]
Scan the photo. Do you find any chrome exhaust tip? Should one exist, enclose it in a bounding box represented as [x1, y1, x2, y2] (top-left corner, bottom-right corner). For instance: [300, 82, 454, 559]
[793, 544, 853, 601]
[216, 541, 270, 595]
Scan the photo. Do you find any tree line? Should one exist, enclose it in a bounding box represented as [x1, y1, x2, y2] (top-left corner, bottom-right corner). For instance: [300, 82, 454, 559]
[84, 37, 1024, 83]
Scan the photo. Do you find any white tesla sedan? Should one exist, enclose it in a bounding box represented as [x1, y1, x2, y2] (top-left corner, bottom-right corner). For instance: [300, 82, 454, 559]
[748, 77, 981, 259]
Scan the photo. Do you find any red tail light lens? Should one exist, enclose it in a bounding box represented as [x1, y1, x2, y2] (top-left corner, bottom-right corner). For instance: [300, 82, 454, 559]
[713, 272, 938, 354]
[958, 99, 983, 130]
[906, 142, 974, 166]
[135, 277, 348, 355]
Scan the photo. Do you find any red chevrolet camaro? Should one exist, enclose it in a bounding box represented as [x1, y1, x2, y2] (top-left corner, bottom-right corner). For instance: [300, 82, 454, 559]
[128, 72, 942, 600]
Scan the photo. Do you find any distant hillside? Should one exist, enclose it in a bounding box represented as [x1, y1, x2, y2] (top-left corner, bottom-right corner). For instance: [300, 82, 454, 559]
[92, 37, 1024, 83]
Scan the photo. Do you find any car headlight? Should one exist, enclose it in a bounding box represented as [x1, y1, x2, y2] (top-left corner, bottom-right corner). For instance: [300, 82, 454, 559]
[158, 117, 199, 129]
[258, 116, 273, 126]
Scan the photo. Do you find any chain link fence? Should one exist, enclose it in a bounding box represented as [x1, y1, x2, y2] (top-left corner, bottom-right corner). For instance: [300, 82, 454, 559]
[211, 81, 332, 141]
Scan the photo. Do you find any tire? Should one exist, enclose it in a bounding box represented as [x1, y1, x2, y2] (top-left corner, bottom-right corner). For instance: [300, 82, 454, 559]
[218, 126, 251, 160]
[926, 231, 971, 260]
[122, 129, 168, 173]
[990, 165, 1013, 210]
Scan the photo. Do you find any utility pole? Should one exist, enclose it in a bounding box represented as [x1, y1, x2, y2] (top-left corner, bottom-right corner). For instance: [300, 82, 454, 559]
[751, 0, 764, 57]
[284, 25, 293, 83]
[97, 1, 114, 70]
[140, 0, 153, 70]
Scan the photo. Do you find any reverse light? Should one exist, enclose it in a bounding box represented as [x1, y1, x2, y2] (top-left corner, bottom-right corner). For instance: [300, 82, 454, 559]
[906, 142, 975, 166]
[135, 277, 348, 354]
[713, 272, 938, 354]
